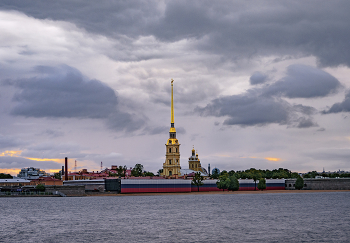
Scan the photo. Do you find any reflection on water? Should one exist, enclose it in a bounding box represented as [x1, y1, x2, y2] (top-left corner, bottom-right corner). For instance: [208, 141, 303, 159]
[1, 192, 350, 242]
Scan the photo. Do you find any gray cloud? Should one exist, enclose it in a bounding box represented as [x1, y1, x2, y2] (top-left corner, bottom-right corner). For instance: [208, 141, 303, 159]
[195, 93, 289, 126]
[141, 126, 186, 135]
[295, 117, 318, 128]
[195, 65, 332, 128]
[305, 148, 350, 162]
[2, 1, 350, 67]
[2, 65, 144, 132]
[0, 156, 62, 170]
[0, 134, 23, 150]
[196, 93, 318, 128]
[262, 65, 341, 98]
[21, 142, 85, 159]
[4, 65, 117, 119]
[40, 129, 64, 138]
[250, 72, 268, 85]
[322, 91, 350, 114]
[106, 111, 145, 133]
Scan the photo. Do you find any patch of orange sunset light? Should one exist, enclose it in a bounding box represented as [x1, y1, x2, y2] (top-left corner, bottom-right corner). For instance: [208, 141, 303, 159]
[0, 168, 21, 175]
[25, 157, 63, 163]
[265, 157, 281, 162]
[49, 169, 62, 173]
[0, 150, 22, 157]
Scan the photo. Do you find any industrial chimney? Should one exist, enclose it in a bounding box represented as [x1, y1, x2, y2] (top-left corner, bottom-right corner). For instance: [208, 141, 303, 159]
[65, 157, 68, 181]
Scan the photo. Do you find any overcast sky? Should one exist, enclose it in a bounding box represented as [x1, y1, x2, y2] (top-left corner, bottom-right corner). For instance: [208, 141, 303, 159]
[1, 1, 350, 175]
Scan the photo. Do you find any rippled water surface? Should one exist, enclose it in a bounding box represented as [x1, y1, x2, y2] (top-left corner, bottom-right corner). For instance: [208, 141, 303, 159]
[1, 192, 350, 242]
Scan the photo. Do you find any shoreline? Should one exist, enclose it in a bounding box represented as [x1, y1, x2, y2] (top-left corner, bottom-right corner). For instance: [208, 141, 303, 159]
[2, 190, 349, 197]
[92, 189, 350, 197]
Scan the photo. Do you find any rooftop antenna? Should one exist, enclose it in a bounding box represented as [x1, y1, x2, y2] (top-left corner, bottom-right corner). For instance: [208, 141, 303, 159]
[101, 161, 103, 172]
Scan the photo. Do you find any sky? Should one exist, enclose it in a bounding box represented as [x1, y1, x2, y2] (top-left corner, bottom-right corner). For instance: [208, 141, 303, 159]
[1, 0, 350, 176]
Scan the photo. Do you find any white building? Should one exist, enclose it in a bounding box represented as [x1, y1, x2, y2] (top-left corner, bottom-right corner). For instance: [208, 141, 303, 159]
[17, 167, 49, 180]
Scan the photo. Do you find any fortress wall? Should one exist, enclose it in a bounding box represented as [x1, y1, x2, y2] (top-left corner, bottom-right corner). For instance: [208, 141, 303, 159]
[285, 178, 350, 190]
[45, 185, 85, 196]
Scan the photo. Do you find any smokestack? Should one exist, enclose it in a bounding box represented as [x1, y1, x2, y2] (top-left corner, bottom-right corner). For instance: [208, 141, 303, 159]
[62, 166, 64, 179]
[65, 157, 68, 181]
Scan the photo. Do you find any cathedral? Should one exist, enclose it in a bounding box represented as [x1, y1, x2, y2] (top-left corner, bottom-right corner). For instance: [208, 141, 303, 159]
[162, 79, 181, 177]
[162, 80, 208, 177]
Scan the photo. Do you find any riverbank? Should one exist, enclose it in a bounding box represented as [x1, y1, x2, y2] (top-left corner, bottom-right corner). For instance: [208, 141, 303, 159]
[2, 189, 349, 197]
[92, 189, 350, 197]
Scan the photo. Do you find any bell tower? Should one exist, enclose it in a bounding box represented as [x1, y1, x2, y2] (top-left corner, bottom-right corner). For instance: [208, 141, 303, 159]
[188, 146, 203, 172]
[163, 79, 181, 177]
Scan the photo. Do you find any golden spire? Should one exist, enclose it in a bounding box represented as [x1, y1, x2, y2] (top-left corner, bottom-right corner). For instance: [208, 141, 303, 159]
[171, 79, 174, 124]
[170, 79, 176, 133]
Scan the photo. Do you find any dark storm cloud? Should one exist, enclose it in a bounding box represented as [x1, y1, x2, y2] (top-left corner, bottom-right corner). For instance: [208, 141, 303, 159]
[195, 64, 333, 128]
[322, 91, 350, 114]
[4, 65, 117, 119]
[1, 65, 145, 132]
[105, 111, 145, 133]
[195, 93, 290, 126]
[0, 156, 61, 170]
[250, 72, 268, 85]
[262, 65, 341, 98]
[195, 93, 317, 128]
[2, 1, 350, 67]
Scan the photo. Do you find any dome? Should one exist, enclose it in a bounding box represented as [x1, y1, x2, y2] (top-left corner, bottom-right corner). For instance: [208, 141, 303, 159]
[212, 167, 220, 174]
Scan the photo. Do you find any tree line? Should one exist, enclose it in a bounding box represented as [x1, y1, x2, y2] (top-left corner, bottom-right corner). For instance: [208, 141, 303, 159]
[108, 164, 155, 178]
[303, 171, 350, 178]
[211, 168, 305, 191]
[0, 173, 13, 179]
[211, 168, 300, 180]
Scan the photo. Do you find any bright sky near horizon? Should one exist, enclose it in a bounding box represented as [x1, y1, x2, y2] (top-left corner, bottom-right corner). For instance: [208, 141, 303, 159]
[1, 1, 350, 175]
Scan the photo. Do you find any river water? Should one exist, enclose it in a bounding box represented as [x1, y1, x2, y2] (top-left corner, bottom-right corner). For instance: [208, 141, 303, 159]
[1, 192, 349, 242]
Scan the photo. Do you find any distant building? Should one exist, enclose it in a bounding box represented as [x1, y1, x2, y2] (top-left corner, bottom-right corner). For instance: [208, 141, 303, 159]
[66, 169, 109, 180]
[29, 177, 63, 186]
[188, 147, 205, 173]
[178, 147, 208, 177]
[212, 168, 220, 175]
[0, 178, 31, 187]
[17, 167, 49, 180]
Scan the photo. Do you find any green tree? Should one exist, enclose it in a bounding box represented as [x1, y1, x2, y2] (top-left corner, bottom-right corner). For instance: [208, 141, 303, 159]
[227, 175, 239, 191]
[228, 170, 235, 177]
[144, 171, 155, 177]
[248, 170, 262, 191]
[157, 169, 163, 176]
[295, 177, 304, 190]
[191, 172, 204, 192]
[116, 166, 126, 177]
[36, 184, 45, 191]
[257, 178, 266, 191]
[0, 173, 13, 179]
[216, 174, 228, 191]
[54, 173, 61, 180]
[131, 164, 144, 177]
